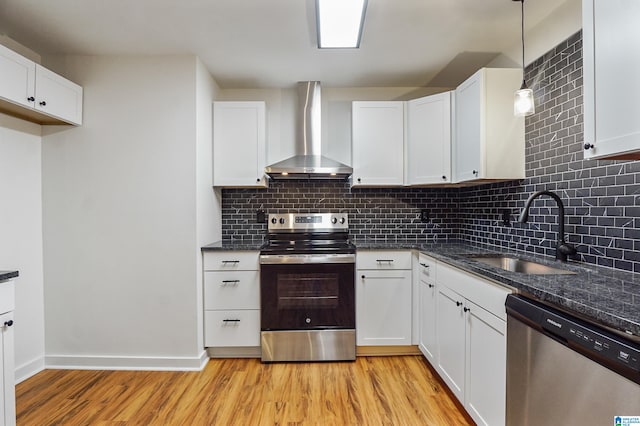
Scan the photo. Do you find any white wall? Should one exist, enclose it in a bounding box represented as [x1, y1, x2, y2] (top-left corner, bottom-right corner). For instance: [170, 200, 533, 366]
[0, 113, 45, 382]
[491, 0, 582, 68]
[41, 55, 208, 370]
[195, 58, 221, 352]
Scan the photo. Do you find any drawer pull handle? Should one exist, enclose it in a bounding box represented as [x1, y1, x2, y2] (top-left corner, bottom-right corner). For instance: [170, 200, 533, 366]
[419, 263, 429, 268]
[221, 280, 240, 285]
[376, 259, 394, 263]
[222, 319, 240, 323]
[222, 260, 240, 264]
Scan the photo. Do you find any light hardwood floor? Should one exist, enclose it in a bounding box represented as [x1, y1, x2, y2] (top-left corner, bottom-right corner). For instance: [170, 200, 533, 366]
[16, 356, 473, 425]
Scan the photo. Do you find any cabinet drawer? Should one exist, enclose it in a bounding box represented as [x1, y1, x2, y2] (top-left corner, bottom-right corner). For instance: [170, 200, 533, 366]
[204, 271, 260, 310]
[357, 251, 412, 270]
[436, 262, 511, 320]
[203, 251, 259, 271]
[418, 253, 437, 283]
[0, 280, 15, 314]
[204, 310, 260, 347]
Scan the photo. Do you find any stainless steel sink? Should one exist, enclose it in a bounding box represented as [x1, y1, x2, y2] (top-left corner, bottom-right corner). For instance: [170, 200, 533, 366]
[469, 255, 577, 275]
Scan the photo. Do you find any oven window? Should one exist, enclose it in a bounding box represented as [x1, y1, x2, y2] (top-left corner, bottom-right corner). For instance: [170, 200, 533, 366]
[277, 273, 339, 309]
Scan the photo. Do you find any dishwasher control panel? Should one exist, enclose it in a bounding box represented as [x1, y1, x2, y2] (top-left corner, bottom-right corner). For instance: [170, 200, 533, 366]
[506, 295, 640, 378]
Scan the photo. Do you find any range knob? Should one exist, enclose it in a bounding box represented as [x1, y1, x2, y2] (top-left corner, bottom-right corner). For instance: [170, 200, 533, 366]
[279, 218, 285, 224]
[339, 217, 346, 224]
[331, 217, 338, 224]
[271, 217, 277, 224]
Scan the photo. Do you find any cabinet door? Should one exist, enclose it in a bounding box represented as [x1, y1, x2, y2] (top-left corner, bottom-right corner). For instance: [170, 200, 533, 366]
[465, 301, 506, 426]
[204, 310, 260, 347]
[356, 269, 412, 346]
[0, 311, 15, 426]
[213, 102, 267, 187]
[0, 44, 35, 109]
[418, 277, 437, 363]
[454, 71, 482, 182]
[435, 285, 465, 403]
[351, 101, 404, 186]
[583, 0, 640, 160]
[34, 64, 83, 125]
[406, 92, 452, 184]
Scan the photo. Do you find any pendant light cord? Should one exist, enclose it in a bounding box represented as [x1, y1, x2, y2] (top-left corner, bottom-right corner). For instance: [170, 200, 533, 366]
[520, 0, 526, 88]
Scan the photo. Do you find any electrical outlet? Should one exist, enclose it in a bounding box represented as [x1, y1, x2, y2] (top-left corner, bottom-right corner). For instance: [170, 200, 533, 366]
[502, 209, 510, 226]
[420, 209, 430, 223]
[256, 210, 266, 223]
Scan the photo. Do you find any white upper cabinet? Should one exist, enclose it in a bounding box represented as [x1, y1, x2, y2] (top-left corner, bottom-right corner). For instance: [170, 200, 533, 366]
[406, 92, 452, 185]
[0, 43, 83, 125]
[351, 101, 405, 187]
[453, 68, 524, 183]
[0, 44, 35, 109]
[583, 0, 640, 160]
[213, 101, 267, 188]
[34, 65, 83, 125]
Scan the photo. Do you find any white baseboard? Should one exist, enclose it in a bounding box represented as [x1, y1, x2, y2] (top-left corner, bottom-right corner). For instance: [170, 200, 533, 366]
[45, 350, 209, 371]
[15, 356, 45, 384]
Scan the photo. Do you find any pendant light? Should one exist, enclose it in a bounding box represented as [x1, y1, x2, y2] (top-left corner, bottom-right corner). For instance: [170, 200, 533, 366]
[513, 0, 535, 116]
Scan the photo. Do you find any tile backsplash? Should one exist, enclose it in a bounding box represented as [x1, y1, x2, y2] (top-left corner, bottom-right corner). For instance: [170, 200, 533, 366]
[221, 30, 640, 273]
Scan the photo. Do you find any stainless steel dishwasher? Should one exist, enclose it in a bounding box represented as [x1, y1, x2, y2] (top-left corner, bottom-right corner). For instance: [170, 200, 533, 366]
[505, 294, 640, 426]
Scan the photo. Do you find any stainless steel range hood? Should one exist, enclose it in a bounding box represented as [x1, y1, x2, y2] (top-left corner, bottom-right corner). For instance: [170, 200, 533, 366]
[265, 81, 353, 180]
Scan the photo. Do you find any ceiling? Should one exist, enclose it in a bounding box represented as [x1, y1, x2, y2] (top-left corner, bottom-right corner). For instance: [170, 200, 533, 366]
[0, 0, 571, 89]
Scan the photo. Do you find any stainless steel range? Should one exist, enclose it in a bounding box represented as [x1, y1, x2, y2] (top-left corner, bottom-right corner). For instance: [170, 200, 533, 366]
[259, 213, 356, 362]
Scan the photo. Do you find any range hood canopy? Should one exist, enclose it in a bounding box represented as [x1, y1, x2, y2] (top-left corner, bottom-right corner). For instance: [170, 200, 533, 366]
[265, 81, 353, 180]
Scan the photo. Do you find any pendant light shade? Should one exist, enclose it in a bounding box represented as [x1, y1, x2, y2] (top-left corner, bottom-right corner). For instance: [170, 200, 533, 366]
[513, 0, 534, 117]
[514, 85, 535, 116]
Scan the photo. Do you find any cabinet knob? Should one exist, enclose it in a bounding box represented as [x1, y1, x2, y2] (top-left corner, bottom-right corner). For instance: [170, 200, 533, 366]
[472, 170, 478, 175]
[428, 284, 434, 288]
[584, 143, 594, 150]
[456, 301, 462, 307]
[27, 96, 35, 102]
[442, 175, 446, 180]
[463, 307, 470, 312]
[39, 101, 47, 106]
[4, 320, 13, 327]
[357, 178, 362, 183]
[419, 263, 429, 268]
[361, 275, 366, 279]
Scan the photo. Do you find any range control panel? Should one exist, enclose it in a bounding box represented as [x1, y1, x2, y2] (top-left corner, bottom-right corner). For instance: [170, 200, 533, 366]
[267, 213, 349, 232]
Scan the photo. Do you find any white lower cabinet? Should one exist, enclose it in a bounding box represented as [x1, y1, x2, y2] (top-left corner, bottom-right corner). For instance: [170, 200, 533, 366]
[0, 279, 15, 426]
[465, 300, 507, 426]
[436, 284, 466, 400]
[418, 254, 437, 362]
[203, 251, 260, 348]
[356, 251, 412, 346]
[429, 260, 511, 426]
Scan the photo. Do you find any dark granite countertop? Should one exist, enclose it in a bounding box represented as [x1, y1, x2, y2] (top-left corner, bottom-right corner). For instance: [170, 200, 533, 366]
[355, 239, 640, 339]
[0, 271, 19, 281]
[202, 241, 264, 251]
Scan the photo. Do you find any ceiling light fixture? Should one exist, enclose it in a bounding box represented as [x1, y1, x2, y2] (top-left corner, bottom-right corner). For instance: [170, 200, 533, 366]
[513, 0, 535, 117]
[316, 0, 367, 49]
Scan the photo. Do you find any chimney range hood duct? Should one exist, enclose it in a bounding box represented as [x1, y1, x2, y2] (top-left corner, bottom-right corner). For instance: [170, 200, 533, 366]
[265, 81, 353, 180]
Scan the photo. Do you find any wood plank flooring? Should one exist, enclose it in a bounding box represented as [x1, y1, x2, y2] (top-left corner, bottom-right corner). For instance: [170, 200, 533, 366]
[16, 356, 473, 425]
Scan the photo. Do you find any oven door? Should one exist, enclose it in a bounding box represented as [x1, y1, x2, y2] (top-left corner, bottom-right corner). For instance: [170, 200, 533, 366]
[260, 254, 355, 331]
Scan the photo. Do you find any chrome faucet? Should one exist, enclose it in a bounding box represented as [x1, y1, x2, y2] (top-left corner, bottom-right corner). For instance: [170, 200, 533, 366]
[518, 190, 577, 262]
